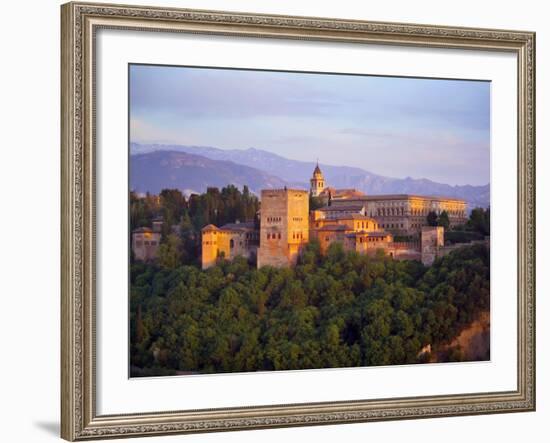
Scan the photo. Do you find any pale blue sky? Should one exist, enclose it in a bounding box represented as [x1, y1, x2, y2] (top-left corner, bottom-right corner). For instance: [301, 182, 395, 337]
[130, 64, 490, 186]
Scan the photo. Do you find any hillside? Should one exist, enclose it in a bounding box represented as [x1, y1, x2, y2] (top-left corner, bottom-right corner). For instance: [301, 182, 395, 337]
[130, 151, 287, 195]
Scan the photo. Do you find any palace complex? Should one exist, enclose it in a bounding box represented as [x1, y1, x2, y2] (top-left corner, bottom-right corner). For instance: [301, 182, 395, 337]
[200, 164, 469, 270]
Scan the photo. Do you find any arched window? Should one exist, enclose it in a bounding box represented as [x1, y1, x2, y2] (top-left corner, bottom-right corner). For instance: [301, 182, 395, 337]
[229, 239, 234, 249]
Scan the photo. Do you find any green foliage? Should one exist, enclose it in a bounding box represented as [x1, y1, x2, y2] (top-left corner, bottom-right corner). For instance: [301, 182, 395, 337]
[159, 189, 186, 229]
[130, 191, 159, 228]
[427, 211, 438, 226]
[188, 185, 259, 230]
[158, 234, 183, 270]
[446, 207, 490, 244]
[130, 243, 490, 375]
[438, 210, 450, 230]
[467, 207, 490, 236]
[445, 230, 484, 244]
[309, 193, 325, 211]
[427, 210, 450, 229]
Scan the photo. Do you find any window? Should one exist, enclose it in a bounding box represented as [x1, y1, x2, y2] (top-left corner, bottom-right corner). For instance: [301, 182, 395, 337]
[278, 233, 281, 239]
[230, 239, 234, 249]
[267, 233, 271, 240]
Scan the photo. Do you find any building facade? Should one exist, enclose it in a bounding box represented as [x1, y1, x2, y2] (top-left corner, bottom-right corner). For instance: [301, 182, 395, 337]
[328, 195, 467, 235]
[310, 211, 393, 255]
[308, 164, 467, 236]
[201, 221, 258, 270]
[132, 227, 161, 262]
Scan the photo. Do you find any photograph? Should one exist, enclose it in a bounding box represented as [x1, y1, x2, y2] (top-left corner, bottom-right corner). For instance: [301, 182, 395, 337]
[128, 64, 491, 377]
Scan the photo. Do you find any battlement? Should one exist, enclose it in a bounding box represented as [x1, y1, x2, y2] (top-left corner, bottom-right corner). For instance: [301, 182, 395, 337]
[261, 188, 308, 197]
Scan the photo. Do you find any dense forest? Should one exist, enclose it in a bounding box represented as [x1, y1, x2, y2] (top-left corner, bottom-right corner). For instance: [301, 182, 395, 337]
[130, 241, 490, 376]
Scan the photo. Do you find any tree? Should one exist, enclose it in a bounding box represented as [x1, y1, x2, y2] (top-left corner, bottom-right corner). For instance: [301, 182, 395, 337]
[130, 191, 158, 228]
[159, 188, 187, 228]
[178, 212, 199, 265]
[158, 234, 182, 270]
[437, 210, 450, 230]
[309, 193, 325, 211]
[468, 207, 490, 236]
[428, 210, 449, 230]
[427, 211, 438, 226]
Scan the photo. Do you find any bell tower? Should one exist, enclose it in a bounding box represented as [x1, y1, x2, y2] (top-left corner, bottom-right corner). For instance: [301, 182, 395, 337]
[310, 162, 325, 197]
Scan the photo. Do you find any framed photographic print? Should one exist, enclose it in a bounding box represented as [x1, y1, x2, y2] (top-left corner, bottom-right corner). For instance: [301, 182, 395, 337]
[61, 1, 536, 440]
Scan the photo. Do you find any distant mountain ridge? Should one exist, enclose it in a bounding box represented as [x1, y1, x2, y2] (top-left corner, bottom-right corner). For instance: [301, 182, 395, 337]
[130, 143, 490, 208]
[130, 151, 289, 196]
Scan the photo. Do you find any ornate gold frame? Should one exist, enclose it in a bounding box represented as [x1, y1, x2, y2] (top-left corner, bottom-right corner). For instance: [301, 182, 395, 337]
[61, 2, 536, 440]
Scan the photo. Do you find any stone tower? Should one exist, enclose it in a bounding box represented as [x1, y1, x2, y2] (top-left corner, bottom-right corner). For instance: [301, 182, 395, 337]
[421, 226, 444, 266]
[201, 224, 221, 269]
[257, 188, 309, 268]
[310, 162, 325, 197]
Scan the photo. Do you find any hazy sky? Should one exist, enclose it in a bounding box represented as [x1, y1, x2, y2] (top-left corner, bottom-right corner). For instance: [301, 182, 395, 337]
[130, 64, 490, 186]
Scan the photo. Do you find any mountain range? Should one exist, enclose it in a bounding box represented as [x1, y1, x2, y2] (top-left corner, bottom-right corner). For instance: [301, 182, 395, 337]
[130, 150, 288, 196]
[130, 143, 490, 208]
